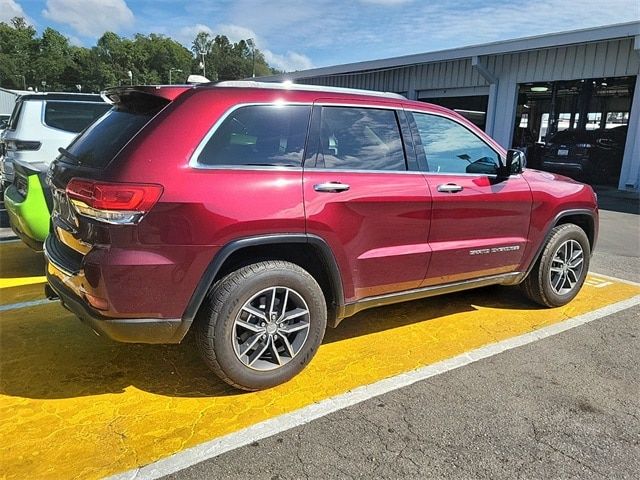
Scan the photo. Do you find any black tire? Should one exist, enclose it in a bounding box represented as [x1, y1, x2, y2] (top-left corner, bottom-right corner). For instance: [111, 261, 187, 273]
[195, 260, 327, 391]
[521, 223, 590, 307]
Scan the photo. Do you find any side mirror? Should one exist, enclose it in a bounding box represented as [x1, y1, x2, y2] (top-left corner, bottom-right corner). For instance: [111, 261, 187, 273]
[504, 149, 526, 175]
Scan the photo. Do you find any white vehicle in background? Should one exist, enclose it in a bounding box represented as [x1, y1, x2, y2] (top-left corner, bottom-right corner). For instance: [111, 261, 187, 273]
[0, 114, 9, 132]
[0, 93, 110, 185]
[1, 92, 111, 242]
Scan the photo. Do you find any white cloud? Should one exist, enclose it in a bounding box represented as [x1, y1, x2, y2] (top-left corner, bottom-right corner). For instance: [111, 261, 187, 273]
[0, 0, 33, 24]
[177, 21, 313, 72]
[42, 0, 134, 38]
[393, 0, 640, 51]
[176, 23, 213, 45]
[216, 23, 261, 44]
[263, 49, 313, 72]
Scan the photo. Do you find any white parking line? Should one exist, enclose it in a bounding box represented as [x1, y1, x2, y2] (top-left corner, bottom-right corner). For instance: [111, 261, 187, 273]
[0, 298, 53, 312]
[108, 292, 640, 480]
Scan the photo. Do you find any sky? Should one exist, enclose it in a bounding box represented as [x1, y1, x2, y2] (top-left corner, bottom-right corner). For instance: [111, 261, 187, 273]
[2, 0, 639, 72]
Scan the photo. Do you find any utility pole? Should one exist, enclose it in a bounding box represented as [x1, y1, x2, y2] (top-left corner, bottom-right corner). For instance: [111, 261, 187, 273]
[200, 52, 206, 78]
[13, 74, 26, 90]
[247, 39, 256, 78]
[169, 68, 183, 85]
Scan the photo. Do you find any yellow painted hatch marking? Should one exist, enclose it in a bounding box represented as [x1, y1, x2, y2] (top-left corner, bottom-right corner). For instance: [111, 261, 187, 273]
[1, 272, 638, 479]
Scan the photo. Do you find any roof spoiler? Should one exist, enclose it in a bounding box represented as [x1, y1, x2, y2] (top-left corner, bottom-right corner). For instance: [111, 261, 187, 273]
[101, 85, 192, 106]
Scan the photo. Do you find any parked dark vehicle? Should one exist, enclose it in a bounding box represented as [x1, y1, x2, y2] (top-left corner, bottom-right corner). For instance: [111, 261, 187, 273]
[45, 82, 598, 391]
[541, 126, 626, 184]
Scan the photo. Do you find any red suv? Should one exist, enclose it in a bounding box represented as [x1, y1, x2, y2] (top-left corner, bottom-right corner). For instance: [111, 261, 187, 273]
[44, 82, 598, 390]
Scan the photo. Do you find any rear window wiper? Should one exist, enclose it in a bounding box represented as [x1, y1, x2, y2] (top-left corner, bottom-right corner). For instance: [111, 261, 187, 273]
[58, 147, 80, 163]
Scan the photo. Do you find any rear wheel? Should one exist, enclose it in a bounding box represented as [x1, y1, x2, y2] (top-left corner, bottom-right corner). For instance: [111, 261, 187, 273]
[521, 224, 590, 307]
[195, 260, 327, 391]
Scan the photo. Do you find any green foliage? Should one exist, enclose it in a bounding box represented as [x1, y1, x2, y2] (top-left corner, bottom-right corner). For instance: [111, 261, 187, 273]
[0, 17, 278, 92]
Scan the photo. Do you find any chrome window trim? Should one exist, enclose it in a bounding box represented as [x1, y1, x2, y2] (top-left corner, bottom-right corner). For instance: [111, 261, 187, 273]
[189, 101, 403, 170]
[303, 167, 424, 175]
[314, 102, 399, 111]
[188, 102, 313, 170]
[190, 164, 303, 172]
[188, 101, 518, 178]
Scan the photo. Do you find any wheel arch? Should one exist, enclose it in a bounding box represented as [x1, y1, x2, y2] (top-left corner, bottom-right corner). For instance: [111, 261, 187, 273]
[520, 208, 597, 282]
[182, 234, 345, 329]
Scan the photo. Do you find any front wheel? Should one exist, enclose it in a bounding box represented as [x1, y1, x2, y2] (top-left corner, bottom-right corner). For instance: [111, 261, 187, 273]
[521, 224, 590, 307]
[195, 260, 327, 391]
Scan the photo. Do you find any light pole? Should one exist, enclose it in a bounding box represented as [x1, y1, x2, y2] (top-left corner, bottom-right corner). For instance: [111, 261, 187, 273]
[169, 68, 183, 85]
[13, 74, 26, 90]
[127, 70, 133, 85]
[41, 80, 47, 92]
[247, 38, 256, 78]
[199, 52, 206, 78]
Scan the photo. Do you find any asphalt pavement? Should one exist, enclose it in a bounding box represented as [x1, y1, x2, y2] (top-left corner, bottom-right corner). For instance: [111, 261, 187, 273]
[167, 196, 640, 479]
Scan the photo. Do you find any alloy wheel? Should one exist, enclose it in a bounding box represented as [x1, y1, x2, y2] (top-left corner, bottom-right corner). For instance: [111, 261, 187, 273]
[549, 239, 584, 295]
[232, 286, 311, 371]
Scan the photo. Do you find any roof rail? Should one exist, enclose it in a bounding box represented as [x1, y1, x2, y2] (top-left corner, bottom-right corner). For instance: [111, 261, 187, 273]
[215, 80, 406, 100]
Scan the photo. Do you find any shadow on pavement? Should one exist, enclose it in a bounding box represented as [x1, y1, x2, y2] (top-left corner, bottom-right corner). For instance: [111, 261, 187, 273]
[594, 185, 640, 214]
[0, 283, 541, 401]
[0, 240, 45, 278]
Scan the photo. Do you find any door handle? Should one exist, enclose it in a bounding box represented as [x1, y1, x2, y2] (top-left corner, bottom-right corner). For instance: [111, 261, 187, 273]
[314, 182, 350, 193]
[437, 183, 464, 193]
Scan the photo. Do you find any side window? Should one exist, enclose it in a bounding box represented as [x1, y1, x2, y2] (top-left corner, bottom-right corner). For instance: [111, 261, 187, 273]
[197, 105, 311, 167]
[311, 106, 406, 171]
[412, 113, 501, 175]
[44, 102, 111, 133]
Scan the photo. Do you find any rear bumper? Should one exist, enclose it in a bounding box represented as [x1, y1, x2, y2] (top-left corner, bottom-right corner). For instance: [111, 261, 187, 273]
[44, 235, 189, 344]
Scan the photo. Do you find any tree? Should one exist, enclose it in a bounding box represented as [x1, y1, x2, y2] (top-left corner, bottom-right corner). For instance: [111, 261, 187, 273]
[0, 17, 38, 89]
[0, 17, 282, 92]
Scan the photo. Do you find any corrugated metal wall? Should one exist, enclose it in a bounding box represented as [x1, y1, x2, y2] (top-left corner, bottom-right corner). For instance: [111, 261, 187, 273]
[0, 89, 19, 116]
[297, 36, 640, 190]
[300, 38, 639, 93]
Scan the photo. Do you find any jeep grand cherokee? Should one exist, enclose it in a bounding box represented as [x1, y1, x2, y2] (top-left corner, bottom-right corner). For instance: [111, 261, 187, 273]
[44, 82, 598, 391]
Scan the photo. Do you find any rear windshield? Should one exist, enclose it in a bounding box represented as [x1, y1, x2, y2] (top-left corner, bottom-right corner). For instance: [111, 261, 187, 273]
[60, 108, 154, 168]
[58, 91, 171, 168]
[44, 101, 111, 133]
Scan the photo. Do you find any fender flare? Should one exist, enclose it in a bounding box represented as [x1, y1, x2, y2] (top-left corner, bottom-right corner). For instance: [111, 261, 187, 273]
[181, 233, 345, 326]
[518, 208, 597, 282]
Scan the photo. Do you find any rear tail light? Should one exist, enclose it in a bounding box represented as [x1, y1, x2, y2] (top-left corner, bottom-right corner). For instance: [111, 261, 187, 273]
[6, 140, 41, 151]
[66, 178, 163, 224]
[576, 143, 592, 148]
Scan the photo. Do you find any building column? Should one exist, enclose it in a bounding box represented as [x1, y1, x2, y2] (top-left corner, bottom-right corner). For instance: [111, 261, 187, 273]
[618, 74, 640, 191]
[490, 74, 519, 149]
[406, 73, 417, 100]
[471, 56, 498, 137]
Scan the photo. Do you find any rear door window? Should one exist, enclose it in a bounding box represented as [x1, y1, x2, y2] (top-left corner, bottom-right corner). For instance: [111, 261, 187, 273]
[44, 101, 111, 133]
[197, 105, 311, 167]
[307, 106, 406, 171]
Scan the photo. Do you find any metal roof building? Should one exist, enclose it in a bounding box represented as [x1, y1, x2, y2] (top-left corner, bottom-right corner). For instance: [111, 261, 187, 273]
[264, 22, 640, 191]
